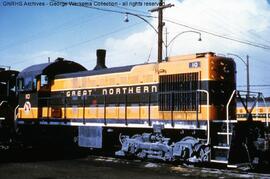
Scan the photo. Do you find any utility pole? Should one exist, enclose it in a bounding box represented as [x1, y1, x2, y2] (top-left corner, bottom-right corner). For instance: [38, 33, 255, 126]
[157, 0, 163, 63]
[150, 0, 174, 63]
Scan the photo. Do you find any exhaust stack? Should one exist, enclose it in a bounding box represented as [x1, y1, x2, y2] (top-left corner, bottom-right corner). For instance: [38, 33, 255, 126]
[94, 49, 107, 70]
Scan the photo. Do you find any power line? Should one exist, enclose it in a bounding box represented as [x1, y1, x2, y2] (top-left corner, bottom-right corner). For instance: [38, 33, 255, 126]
[86, 0, 151, 15]
[11, 22, 142, 68]
[0, 12, 106, 52]
[56, 0, 270, 51]
[195, 1, 270, 46]
[238, 85, 270, 87]
[2, 0, 269, 56]
[50, 0, 155, 19]
[56, 23, 142, 52]
[5, 0, 270, 68]
[163, 19, 270, 51]
[0, 0, 150, 52]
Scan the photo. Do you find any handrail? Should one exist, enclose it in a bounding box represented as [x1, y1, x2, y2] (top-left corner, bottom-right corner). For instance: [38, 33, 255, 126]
[255, 100, 258, 121]
[38, 91, 210, 131]
[196, 89, 209, 145]
[0, 101, 7, 107]
[14, 105, 19, 131]
[226, 90, 236, 145]
[260, 93, 269, 127]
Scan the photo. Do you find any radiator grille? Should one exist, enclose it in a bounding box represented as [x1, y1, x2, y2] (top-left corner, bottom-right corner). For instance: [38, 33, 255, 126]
[159, 73, 199, 111]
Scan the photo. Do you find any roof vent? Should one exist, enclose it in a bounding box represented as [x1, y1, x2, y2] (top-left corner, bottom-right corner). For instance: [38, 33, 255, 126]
[94, 49, 107, 70]
[55, 57, 64, 62]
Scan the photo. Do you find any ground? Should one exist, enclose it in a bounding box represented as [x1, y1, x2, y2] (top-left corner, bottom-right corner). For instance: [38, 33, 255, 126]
[0, 147, 269, 179]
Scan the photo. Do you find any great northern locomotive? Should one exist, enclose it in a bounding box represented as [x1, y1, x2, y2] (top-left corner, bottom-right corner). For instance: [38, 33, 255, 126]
[13, 50, 270, 168]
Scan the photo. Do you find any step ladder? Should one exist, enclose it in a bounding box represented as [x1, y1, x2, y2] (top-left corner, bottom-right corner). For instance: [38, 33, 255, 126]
[210, 120, 237, 164]
[210, 90, 237, 164]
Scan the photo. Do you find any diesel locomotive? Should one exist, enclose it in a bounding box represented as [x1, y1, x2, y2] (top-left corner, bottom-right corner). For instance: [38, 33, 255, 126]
[14, 50, 270, 168]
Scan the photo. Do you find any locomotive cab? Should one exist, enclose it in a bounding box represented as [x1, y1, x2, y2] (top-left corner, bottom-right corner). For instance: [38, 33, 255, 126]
[16, 58, 87, 121]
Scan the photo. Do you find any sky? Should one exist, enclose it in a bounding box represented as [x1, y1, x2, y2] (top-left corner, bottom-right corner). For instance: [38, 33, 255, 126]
[1, 0, 270, 95]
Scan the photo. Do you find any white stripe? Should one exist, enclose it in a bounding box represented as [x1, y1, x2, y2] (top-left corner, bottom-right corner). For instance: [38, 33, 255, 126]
[23, 121, 207, 130]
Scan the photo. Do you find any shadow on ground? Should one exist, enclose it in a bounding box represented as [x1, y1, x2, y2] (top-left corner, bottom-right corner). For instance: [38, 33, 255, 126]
[0, 145, 90, 163]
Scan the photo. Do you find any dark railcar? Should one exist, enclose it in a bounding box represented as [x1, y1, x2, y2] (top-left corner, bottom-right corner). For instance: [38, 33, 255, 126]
[0, 67, 19, 143]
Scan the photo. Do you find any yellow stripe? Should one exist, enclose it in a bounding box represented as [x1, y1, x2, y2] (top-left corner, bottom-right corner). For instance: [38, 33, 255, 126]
[18, 107, 38, 119]
[18, 105, 218, 121]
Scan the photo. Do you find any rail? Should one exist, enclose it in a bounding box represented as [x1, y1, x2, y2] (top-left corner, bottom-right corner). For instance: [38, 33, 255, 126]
[196, 89, 209, 145]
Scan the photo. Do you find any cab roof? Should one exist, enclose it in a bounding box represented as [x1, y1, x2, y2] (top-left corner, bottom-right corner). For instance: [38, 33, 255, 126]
[17, 58, 86, 80]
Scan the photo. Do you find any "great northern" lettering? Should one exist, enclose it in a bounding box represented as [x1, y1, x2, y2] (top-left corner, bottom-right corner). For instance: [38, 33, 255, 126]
[65, 85, 157, 97]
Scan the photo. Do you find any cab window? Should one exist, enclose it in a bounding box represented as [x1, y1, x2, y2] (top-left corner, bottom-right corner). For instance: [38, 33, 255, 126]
[17, 77, 37, 91]
[24, 76, 33, 90]
[0, 81, 7, 96]
[40, 75, 48, 87]
[33, 78, 37, 89]
[17, 78, 24, 91]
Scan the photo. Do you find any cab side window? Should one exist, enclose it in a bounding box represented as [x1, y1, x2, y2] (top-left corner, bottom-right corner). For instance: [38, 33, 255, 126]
[17, 78, 24, 91]
[0, 81, 7, 96]
[17, 77, 37, 91]
[40, 75, 48, 87]
[24, 76, 33, 90]
[33, 78, 37, 89]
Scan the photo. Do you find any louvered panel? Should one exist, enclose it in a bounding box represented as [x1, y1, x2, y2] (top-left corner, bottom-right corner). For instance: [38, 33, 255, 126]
[159, 72, 199, 111]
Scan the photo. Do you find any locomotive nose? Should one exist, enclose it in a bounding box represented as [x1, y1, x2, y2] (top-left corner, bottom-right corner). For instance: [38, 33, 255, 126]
[94, 49, 107, 70]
